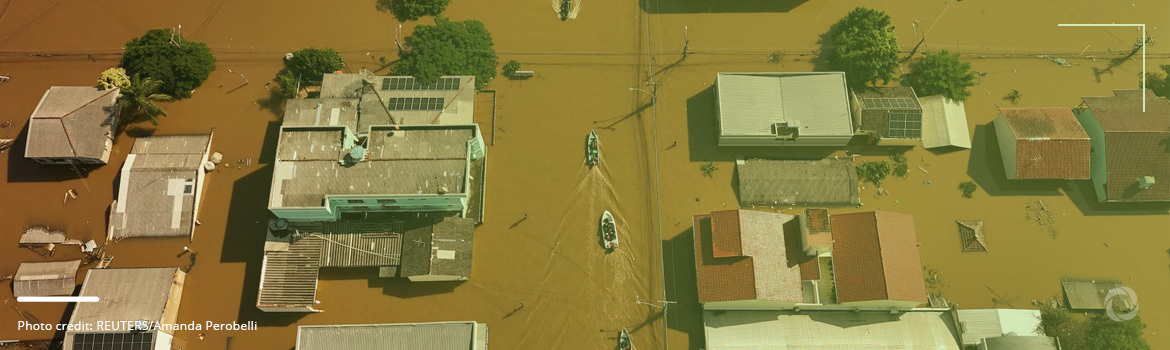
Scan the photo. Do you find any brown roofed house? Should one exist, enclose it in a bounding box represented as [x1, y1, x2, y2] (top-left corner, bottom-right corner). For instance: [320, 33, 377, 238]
[692, 209, 809, 309]
[24, 86, 120, 165]
[830, 211, 928, 309]
[993, 108, 1091, 180]
[1075, 90, 1170, 202]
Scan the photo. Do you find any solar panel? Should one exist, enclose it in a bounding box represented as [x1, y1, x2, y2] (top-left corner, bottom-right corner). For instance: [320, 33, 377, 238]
[72, 332, 154, 350]
[887, 112, 923, 138]
[386, 97, 445, 110]
[863, 97, 919, 109]
[381, 77, 461, 91]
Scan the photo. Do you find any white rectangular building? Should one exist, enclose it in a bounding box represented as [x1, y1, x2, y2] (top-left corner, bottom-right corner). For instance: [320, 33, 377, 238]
[715, 72, 854, 147]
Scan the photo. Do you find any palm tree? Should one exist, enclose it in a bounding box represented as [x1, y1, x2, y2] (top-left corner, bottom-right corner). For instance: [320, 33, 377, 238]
[116, 74, 173, 126]
[1004, 89, 1023, 104]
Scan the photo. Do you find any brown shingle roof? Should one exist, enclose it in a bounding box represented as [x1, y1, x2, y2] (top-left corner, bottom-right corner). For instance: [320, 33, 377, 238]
[1080, 90, 1170, 201]
[799, 258, 820, 281]
[24, 87, 119, 162]
[999, 108, 1091, 179]
[830, 211, 928, 304]
[692, 210, 803, 303]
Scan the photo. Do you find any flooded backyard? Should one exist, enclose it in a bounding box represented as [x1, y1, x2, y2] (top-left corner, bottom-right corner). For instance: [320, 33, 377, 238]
[2, 0, 1169, 349]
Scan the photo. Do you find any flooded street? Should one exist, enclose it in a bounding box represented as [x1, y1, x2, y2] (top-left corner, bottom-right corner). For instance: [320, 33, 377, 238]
[2, 0, 1169, 349]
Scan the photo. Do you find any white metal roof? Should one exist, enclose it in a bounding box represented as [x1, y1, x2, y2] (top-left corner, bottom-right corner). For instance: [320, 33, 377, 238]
[704, 310, 961, 350]
[920, 95, 972, 149]
[956, 309, 1043, 346]
[716, 72, 853, 138]
[296, 322, 487, 350]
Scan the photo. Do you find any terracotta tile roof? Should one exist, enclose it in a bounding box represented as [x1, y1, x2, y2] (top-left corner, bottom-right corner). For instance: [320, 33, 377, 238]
[1080, 90, 1170, 201]
[999, 108, 1091, 179]
[799, 258, 820, 281]
[692, 210, 802, 303]
[830, 211, 928, 304]
[710, 210, 743, 258]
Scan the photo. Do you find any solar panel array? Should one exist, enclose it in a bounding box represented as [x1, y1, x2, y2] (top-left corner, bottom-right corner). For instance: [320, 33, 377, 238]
[863, 97, 919, 109]
[381, 77, 461, 90]
[387, 97, 445, 111]
[887, 112, 923, 138]
[72, 332, 154, 350]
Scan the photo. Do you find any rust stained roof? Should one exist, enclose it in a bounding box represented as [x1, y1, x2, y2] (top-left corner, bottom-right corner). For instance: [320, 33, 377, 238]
[999, 108, 1091, 179]
[830, 211, 928, 304]
[692, 210, 803, 303]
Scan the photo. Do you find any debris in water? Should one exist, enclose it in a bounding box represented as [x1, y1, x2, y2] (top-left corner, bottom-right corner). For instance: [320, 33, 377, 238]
[1036, 55, 1071, 67]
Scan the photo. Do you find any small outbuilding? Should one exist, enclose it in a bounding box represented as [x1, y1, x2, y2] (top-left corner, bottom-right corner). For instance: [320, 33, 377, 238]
[13, 260, 81, 297]
[851, 87, 923, 146]
[957, 220, 987, 252]
[919, 95, 972, 149]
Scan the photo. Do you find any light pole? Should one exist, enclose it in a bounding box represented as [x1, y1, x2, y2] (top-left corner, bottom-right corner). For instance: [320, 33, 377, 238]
[628, 87, 656, 105]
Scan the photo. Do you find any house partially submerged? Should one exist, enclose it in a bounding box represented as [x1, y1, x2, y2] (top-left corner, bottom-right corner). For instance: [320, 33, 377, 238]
[13, 260, 81, 297]
[851, 87, 923, 146]
[920, 95, 972, 149]
[296, 321, 488, 350]
[994, 108, 1091, 180]
[735, 157, 860, 207]
[714, 72, 854, 147]
[24, 87, 120, 165]
[691, 210, 809, 309]
[958, 220, 988, 252]
[703, 309, 961, 350]
[258, 215, 476, 312]
[317, 73, 476, 125]
[830, 211, 929, 309]
[957, 309, 1045, 347]
[1074, 90, 1170, 202]
[109, 134, 214, 240]
[64, 267, 185, 350]
[1062, 279, 1131, 311]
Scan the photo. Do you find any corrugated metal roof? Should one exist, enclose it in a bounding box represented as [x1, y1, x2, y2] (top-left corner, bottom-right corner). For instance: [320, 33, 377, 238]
[957, 309, 1042, 346]
[981, 335, 1059, 350]
[296, 322, 486, 350]
[1062, 279, 1127, 310]
[25, 86, 119, 162]
[14, 260, 81, 297]
[717, 72, 853, 137]
[69, 268, 181, 326]
[704, 310, 961, 349]
[259, 235, 322, 308]
[920, 95, 972, 149]
[736, 158, 861, 206]
[110, 134, 212, 239]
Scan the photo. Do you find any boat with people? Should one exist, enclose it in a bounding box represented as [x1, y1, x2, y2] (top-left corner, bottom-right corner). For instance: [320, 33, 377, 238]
[586, 130, 599, 167]
[618, 327, 632, 350]
[599, 210, 618, 250]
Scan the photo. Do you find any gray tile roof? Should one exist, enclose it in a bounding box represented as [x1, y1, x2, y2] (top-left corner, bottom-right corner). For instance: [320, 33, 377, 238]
[717, 72, 854, 138]
[270, 126, 475, 209]
[14, 260, 81, 297]
[296, 321, 487, 350]
[24, 86, 119, 162]
[736, 157, 860, 206]
[402, 216, 475, 279]
[69, 268, 183, 326]
[110, 134, 212, 239]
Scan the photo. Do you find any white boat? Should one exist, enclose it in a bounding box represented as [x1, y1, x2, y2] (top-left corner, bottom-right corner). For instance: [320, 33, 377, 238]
[599, 210, 618, 250]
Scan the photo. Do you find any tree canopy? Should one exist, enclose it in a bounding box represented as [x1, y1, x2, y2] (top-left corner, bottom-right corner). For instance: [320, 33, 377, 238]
[904, 50, 976, 101]
[98, 68, 130, 91]
[116, 74, 174, 126]
[394, 18, 497, 89]
[1148, 64, 1170, 98]
[825, 7, 900, 87]
[285, 48, 345, 83]
[389, 0, 451, 21]
[121, 29, 216, 98]
[1039, 301, 1150, 350]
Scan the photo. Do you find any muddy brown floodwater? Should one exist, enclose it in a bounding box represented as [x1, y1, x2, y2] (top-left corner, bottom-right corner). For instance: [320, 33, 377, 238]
[1, 0, 1169, 349]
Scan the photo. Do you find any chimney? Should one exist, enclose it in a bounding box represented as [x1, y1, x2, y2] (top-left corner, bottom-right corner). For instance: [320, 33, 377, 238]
[1139, 176, 1156, 190]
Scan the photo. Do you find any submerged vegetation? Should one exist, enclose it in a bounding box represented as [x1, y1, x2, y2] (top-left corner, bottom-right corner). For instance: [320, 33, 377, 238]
[1038, 299, 1150, 350]
[959, 181, 977, 198]
[1004, 89, 1023, 103]
[904, 50, 976, 101]
[121, 29, 216, 98]
[115, 74, 174, 126]
[97, 68, 130, 91]
[395, 18, 498, 89]
[1148, 64, 1170, 98]
[824, 7, 899, 87]
[275, 47, 346, 98]
[891, 152, 909, 178]
[502, 60, 521, 78]
[856, 160, 891, 186]
[386, 0, 451, 21]
[700, 162, 718, 177]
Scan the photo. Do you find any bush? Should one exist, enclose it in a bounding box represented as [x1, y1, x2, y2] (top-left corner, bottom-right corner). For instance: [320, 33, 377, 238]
[825, 7, 900, 87]
[959, 181, 977, 198]
[891, 152, 909, 177]
[122, 29, 216, 98]
[395, 18, 498, 89]
[285, 48, 345, 84]
[700, 162, 718, 177]
[502, 60, 520, 77]
[1147, 64, 1170, 98]
[904, 50, 976, 101]
[392, 0, 451, 21]
[97, 68, 130, 91]
[1038, 300, 1150, 350]
[275, 70, 299, 99]
[857, 160, 891, 186]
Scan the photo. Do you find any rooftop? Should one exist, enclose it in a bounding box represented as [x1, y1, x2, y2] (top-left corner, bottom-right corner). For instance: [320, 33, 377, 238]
[736, 157, 860, 206]
[401, 216, 476, 279]
[981, 335, 1060, 350]
[703, 310, 961, 350]
[999, 108, 1091, 179]
[856, 87, 923, 139]
[316, 73, 476, 126]
[1062, 279, 1129, 310]
[920, 96, 972, 149]
[1081, 89, 1170, 132]
[24, 86, 119, 161]
[110, 134, 213, 239]
[692, 210, 802, 303]
[1080, 90, 1170, 201]
[957, 220, 988, 252]
[716, 72, 853, 137]
[296, 321, 488, 350]
[68, 267, 183, 327]
[956, 309, 1043, 346]
[270, 125, 476, 209]
[830, 211, 928, 304]
[14, 260, 81, 297]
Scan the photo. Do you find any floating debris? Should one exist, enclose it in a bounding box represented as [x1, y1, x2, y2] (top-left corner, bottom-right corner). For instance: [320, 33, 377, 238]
[1037, 55, 1071, 67]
